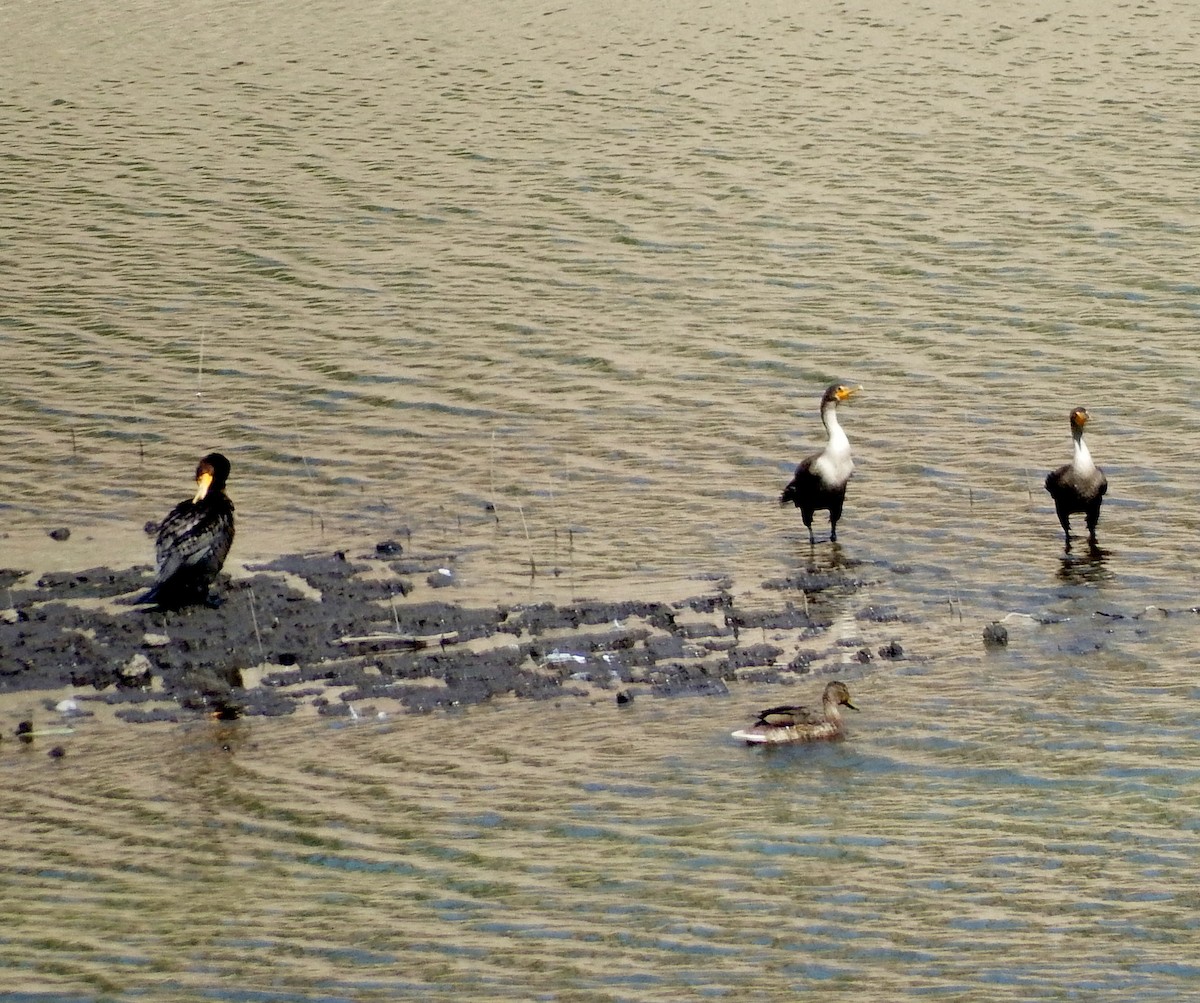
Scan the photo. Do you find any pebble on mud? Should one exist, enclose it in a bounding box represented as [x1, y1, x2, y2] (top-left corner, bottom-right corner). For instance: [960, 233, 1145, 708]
[982, 623, 1009, 648]
[48, 527, 71, 542]
[426, 568, 455, 589]
[120, 653, 154, 685]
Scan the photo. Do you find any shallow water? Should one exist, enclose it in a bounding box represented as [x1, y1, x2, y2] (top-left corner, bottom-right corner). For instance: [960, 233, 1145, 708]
[4, 0, 1200, 996]
[5, 657, 1200, 1001]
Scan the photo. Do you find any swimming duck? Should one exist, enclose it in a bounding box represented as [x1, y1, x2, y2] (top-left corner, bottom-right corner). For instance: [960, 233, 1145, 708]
[781, 383, 862, 543]
[136, 452, 235, 608]
[731, 680, 858, 744]
[1044, 407, 1107, 551]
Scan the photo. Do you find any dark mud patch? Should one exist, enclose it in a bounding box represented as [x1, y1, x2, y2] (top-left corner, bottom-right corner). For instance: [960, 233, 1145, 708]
[0, 546, 890, 730]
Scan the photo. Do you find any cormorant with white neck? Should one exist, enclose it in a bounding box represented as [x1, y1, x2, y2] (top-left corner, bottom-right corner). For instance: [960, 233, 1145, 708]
[780, 383, 862, 543]
[1045, 407, 1107, 551]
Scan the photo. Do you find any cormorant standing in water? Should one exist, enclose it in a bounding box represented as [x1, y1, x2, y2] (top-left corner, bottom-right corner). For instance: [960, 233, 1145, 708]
[1045, 407, 1107, 551]
[137, 452, 235, 607]
[781, 384, 861, 543]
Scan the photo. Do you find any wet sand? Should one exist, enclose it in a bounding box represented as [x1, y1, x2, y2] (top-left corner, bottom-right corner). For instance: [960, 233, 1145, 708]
[0, 540, 904, 733]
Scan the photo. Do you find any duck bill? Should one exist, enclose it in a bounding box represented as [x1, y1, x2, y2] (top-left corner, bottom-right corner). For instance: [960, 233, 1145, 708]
[844, 699, 859, 711]
[192, 470, 213, 504]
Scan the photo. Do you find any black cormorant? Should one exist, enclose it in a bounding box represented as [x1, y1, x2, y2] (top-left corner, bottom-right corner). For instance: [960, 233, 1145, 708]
[780, 383, 861, 543]
[1045, 407, 1107, 551]
[137, 452, 235, 607]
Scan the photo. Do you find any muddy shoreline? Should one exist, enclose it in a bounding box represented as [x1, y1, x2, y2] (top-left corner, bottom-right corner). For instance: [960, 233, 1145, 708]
[1, 541, 905, 733]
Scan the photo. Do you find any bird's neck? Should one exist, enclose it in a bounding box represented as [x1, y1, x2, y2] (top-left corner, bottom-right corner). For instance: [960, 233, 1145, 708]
[822, 404, 849, 454]
[1071, 431, 1095, 473]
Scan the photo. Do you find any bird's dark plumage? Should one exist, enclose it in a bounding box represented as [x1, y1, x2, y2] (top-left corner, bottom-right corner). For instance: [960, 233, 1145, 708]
[781, 383, 861, 543]
[1045, 407, 1107, 551]
[136, 453, 235, 607]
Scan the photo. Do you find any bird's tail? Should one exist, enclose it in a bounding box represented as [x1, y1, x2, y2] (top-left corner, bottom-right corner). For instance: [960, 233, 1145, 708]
[131, 583, 162, 605]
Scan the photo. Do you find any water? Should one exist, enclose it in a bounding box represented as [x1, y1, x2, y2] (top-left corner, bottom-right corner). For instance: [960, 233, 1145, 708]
[5, 669, 1200, 1000]
[4, 0, 1200, 996]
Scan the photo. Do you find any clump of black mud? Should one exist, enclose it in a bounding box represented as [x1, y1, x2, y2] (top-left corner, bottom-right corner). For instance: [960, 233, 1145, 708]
[0, 545, 893, 726]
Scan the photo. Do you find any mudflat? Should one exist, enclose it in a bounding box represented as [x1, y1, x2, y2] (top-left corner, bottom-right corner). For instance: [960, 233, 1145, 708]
[0, 543, 899, 729]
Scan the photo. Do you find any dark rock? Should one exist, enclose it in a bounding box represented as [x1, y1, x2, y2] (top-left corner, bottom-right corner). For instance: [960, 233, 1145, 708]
[982, 622, 1009, 648]
[726, 644, 784, 669]
[727, 607, 828, 632]
[645, 634, 687, 661]
[679, 593, 732, 615]
[856, 605, 907, 624]
[48, 527, 71, 542]
[0, 569, 28, 590]
[115, 707, 184, 724]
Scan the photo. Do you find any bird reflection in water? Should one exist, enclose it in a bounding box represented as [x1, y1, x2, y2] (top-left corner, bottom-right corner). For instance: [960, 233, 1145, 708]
[1057, 543, 1112, 585]
[809, 539, 850, 571]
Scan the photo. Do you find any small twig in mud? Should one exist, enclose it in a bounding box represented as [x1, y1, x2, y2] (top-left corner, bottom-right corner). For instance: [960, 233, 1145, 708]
[298, 446, 325, 536]
[1025, 468, 1034, 507]
[969, 487, 974, 512]
[389, 589, 402, 633]
[488, 431, 499, 522]
[247, 588, 266, 663]
[544, 474, 565, 577]
[947, 581, 964, 622]
[69, 427, 77, 459]
[516, 502, 536, 579]
[567, 527, 575, 594]
[337, 632, 459, 649]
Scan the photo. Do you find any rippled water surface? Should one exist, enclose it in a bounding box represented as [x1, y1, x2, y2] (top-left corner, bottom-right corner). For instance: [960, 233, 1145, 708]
[4, 0, 1200, 996]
